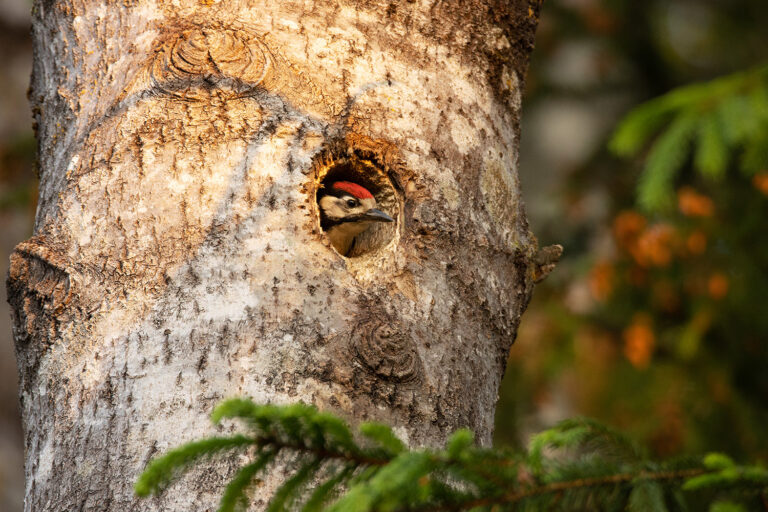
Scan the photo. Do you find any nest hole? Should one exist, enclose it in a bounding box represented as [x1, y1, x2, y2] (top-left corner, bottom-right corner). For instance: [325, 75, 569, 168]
[315, 156, 399, 258]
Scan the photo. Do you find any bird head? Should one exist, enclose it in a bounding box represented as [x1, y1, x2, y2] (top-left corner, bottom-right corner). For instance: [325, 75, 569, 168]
[318, 181, 394, 255]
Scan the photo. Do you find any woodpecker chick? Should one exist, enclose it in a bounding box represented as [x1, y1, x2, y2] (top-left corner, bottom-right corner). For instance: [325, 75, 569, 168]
[319, 181, 394, 256]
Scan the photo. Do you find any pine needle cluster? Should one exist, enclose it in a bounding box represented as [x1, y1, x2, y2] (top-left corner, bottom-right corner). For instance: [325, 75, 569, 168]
[135, 399, 768, 511]
[610, 64, 768, 211]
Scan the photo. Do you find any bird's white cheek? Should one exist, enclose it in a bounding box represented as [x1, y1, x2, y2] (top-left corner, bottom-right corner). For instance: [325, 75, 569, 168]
[319, 196, 346, 219]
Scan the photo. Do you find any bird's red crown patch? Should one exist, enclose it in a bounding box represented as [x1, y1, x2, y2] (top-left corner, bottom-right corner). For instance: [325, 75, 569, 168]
[331, 181, 374, 199]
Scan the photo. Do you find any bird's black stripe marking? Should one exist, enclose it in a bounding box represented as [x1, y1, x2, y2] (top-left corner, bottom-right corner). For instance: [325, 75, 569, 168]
[321, 214, 367, 230]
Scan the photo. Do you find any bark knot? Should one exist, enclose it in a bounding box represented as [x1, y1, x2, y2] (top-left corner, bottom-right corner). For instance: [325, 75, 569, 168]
[151, 28, 270, 98]
[7, 238, 75, 343]
[143, 26, 333, 115]
[353, 318, 422, 383]
[6, 237, 80, 391]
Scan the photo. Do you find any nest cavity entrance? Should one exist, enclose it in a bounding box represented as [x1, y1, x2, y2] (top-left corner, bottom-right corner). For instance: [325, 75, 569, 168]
[315, 156, 399, 258]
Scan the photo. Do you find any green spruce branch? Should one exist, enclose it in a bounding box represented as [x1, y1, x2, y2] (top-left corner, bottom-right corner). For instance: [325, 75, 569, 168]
[436, 467, 705, 511]
[610, 63, 768, 211]
[135, 398, 768, 512]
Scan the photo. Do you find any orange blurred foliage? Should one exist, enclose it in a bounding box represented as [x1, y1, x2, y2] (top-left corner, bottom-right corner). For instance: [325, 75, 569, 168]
[623, 313, 655, 369]
[678, 186, 714, 217]
[707, 371, 731, 405]
[632, 224, 677, 267]
[627, 266, 648, 287]
[707, 273, 729, 300]
[580, 5, 618, 34]
[613, 210, 646, 250]
[753, 172, 768, 196]
[612, 211, 681, 268]
[649, 400, 685, 456]
[685, 230, 707, 255]
[589, 261, 614, 301]
[575, 327, 618, 368]
[653, 280, 679, 312]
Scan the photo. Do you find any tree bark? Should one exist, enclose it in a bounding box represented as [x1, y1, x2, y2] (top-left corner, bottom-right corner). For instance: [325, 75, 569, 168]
[8, 0, 544, 510]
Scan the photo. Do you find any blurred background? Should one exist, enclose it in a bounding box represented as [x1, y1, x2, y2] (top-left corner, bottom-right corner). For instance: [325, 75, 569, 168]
[494, 0, 768, 467]
[0, 0, 767, 510]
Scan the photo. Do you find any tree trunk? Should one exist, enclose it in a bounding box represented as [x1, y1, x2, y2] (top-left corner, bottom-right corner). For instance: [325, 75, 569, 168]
[8, 1, 545, 510]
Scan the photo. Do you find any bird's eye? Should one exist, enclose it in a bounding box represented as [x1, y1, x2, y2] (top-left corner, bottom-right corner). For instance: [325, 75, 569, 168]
[346, 199, 357, 207]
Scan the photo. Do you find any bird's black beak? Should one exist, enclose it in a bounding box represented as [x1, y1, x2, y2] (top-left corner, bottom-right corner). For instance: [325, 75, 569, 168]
[362, 209, 394, 223]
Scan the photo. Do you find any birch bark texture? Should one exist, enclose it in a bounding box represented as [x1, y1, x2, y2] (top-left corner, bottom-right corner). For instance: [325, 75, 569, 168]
[8, 0, 544, 510]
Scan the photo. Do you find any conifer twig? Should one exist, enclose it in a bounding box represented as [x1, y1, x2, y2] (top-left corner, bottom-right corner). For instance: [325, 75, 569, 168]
[136, 399, 768, 512]
[436, 468, 707, 511]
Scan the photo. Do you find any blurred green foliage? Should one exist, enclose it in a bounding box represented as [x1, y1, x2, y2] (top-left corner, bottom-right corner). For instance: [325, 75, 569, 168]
[496, 0, 768, 466]
[612, 64, 768, 210]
